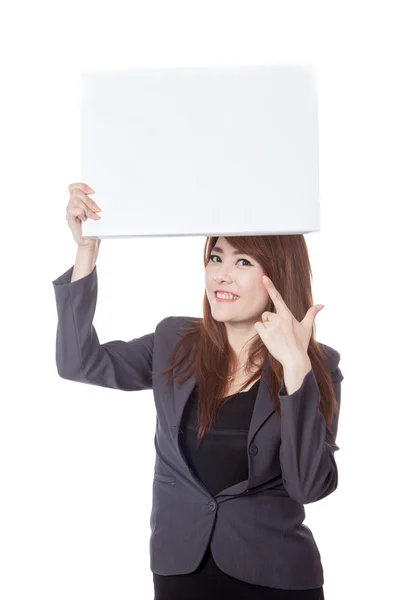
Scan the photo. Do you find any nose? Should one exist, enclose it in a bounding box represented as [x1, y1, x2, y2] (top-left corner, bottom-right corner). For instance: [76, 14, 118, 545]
[214, 272, 233, 283]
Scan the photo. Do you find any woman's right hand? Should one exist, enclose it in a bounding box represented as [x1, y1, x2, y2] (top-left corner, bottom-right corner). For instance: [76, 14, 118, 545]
[66, 182, 102, 249]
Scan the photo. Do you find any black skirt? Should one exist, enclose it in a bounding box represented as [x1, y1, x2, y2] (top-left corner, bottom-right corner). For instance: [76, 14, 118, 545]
[153, 544, 325, 600]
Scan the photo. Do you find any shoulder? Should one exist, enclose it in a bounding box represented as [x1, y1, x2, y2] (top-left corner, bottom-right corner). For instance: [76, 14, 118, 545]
[157, 319, 342, 368]
[318, 342, 341, 371]
[155, 316, 202, 336]
[318, 342, 344, 382]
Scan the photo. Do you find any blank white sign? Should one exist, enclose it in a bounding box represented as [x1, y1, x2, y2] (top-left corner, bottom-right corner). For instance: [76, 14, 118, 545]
[80, 63, 320, 239]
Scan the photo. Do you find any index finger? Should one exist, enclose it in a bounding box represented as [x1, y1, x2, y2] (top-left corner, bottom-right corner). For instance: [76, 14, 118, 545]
[263, 276, 291, 316]
[70, 188, 101, 213]
[68, 182, 95, 194]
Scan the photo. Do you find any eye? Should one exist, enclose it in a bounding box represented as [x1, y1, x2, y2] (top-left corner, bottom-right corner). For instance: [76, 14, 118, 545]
[209, 254, 253, 266]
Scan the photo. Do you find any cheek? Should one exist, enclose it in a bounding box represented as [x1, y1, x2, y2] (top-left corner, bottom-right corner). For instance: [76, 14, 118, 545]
[257, 285, 269, 304]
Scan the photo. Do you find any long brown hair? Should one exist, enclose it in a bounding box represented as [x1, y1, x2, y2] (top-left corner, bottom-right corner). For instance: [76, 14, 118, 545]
[153, 235, 338, 449]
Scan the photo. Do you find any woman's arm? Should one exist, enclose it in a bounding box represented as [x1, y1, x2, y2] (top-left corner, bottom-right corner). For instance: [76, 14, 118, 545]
[52, 250, 155, 391]
[278, 360, 343, 504]
[71, 241, 101, 282]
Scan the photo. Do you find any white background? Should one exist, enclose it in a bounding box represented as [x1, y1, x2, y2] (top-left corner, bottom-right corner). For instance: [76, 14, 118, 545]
[1, 1, 399, 599]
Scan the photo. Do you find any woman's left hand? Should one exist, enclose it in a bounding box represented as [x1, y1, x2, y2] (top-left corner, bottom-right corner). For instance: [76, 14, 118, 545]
[253, 276, 324, 368]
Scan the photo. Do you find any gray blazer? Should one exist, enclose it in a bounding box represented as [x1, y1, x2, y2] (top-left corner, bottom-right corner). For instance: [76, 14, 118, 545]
[52, 263, 343, 590]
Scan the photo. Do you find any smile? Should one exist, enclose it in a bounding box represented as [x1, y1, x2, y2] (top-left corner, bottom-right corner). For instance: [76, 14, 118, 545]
[214, 292, 240, 302]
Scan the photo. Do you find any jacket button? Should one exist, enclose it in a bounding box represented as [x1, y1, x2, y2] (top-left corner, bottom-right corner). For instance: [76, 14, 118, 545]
[249, 445, 258, 455]
[208, 501, 216, 511]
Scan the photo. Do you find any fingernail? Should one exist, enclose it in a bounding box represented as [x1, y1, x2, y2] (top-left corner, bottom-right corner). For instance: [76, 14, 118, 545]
[93, 203, 101, 211]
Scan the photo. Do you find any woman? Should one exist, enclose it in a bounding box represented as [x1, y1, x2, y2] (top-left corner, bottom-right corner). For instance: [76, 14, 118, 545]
[53, 182, 343, 600]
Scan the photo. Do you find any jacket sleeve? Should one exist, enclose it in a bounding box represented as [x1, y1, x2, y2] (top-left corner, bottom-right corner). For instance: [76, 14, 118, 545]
[278, 348, 343, 504]
[52, 264, 155, 391]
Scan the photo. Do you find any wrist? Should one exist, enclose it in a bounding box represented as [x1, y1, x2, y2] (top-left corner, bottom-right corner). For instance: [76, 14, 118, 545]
[77, 240, 100, 259]
[77, 240, 99, 252]
[282, 353, 312, 373]
[281, 355, 312, 396]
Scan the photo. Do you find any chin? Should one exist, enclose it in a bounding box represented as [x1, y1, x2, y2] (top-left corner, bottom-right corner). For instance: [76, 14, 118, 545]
[210, 314, 226, 321]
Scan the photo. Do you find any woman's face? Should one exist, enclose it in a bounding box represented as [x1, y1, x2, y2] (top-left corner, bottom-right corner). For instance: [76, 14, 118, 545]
[205, 237, 269, 324]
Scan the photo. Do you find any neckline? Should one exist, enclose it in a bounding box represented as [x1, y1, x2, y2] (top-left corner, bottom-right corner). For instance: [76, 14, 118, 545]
[223, 378, 261, 399]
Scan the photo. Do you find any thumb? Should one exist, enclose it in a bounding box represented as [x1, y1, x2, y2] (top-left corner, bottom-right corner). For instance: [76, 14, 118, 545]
[304, 304, 324, 328]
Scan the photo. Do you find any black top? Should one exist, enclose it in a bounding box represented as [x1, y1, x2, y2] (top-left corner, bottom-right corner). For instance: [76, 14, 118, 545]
[179, 378, 261, 496]
[153, 380, 324, 598]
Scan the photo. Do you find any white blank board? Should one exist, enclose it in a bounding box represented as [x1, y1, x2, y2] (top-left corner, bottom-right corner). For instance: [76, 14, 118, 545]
[80, 63, 320, 239]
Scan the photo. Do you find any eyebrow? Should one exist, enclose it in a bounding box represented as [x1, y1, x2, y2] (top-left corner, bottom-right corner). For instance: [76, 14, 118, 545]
[212, 246, 248, 255]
